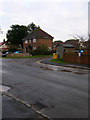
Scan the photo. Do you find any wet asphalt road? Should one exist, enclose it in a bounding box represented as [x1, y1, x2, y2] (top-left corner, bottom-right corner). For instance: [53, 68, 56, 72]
[1, 58, 88, 119]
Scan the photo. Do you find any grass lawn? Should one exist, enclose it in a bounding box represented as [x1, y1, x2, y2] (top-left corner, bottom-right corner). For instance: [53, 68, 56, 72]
[49, 59, 67, 64]
[1, 55, 52, 59]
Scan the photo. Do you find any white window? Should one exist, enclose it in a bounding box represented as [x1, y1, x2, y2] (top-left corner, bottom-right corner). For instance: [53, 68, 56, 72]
[25, 40, 28, 44]
[33, 47, 36, 50]
[29, 40, 31, 43]
[48, 47, 52, 51]
[33, 39, 36, 43]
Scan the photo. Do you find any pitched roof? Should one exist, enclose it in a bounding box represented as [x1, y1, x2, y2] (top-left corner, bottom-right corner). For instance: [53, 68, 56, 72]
[63, 43, 75, 48]
[0, 41, 6, 46]
[23, 27, 54, 40]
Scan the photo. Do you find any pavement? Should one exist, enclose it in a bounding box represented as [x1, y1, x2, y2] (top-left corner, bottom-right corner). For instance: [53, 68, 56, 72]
[40, 58, 90, 70]
[1, 85, 49, 120]
[2, 95, 41, 119]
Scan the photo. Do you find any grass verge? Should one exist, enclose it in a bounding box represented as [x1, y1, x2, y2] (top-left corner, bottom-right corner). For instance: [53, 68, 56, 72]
[49, 59, 67, 64]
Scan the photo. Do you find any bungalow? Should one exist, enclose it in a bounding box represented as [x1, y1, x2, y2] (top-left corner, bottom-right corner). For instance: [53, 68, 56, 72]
[23, 27, 54, 52]
[56, 43, 75, 59]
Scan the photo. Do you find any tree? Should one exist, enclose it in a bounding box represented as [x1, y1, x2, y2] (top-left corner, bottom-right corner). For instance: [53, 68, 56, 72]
[6, 24, 28, 48]
[69, 34, 88, 49]
[27, 22, 37, 33]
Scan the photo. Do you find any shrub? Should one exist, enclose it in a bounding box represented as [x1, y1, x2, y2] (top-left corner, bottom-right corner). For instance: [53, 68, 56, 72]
[29, 44, 53, 55]
[2, 50, 8, 54]
[8, 44, 18, 52]
[29, 50, 53, 56]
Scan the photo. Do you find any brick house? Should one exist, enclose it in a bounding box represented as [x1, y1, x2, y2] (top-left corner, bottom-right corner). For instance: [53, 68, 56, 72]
[0, 40, 9, 51]
[63, 43, 75, 52]
[64, 39, 79, 49]
[23, 27, 54, 52]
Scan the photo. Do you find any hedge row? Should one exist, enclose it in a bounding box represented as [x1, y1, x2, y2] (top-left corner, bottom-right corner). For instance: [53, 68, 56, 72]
[30, 50, 55, 55]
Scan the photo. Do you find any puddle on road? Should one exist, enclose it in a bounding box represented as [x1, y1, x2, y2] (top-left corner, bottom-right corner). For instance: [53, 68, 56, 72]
[40, 66, 53, 71]
[43, 67, 53, 71]
[61, 69, 84, 74]
[26, 64, 32, 66]
[40, 66, 85, 75]
[0, 84, 10, 93]
[61, 69, 72, 72]
[74, 72, 84, 74]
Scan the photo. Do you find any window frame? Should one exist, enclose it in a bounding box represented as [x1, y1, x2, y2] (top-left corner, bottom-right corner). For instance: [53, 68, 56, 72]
[33, 39, 36, 43]
[33, 47, 36, 50]
[25, 40, 28, 44]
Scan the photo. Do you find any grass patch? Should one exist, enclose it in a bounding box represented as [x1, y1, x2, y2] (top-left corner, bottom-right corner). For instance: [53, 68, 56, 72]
[1, 55, 52, 59]
[49, 59, 67, 64]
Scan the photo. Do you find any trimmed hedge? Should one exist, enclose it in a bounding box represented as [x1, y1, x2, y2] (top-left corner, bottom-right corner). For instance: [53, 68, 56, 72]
[30, 50, 54, 56]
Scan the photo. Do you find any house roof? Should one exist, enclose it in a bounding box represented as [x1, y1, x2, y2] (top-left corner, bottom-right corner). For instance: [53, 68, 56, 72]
[23, 27, 54, 40]
[0, 41, 6, 46]
[53, 40, 63, 46]
[63, 43, 75, 48]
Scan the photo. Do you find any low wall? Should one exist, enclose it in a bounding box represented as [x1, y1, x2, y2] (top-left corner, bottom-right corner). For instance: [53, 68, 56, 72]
[63, 53, 90, 65]
[7, 53, 32, 57]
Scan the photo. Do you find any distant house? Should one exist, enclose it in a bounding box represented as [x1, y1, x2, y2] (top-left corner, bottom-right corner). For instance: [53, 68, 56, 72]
[64, 39, 79, 49]
[23, 27, 54, 52]
[53, 40, 63, 51]
[0, 40, 9, 51]
[63, 43, 75, 52]
[56, 43, 75, 59]
[83, 40, 90, 50]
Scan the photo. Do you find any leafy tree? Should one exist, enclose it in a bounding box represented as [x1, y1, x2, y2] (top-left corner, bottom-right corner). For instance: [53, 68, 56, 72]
[27, 22, 37, 33]
[6, 24, 28, 48]
[71, 34, 87, 42]
[69, 34, 88, 49]
[8, 44, 18, 52]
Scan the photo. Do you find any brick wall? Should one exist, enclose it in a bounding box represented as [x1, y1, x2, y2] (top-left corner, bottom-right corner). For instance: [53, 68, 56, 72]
[63, 52, 90, 65]
[37, 38, 53, 49]
[7, 53, 32, 57]
[23, 38, 53, 52]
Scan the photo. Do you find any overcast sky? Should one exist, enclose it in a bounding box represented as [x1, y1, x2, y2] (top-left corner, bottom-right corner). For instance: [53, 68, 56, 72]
[0, 0, 89, 42]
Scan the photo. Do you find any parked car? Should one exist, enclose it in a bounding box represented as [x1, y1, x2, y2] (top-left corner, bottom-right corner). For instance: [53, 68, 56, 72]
[13, 51, 23, 54]
[2, 51, 12, 57]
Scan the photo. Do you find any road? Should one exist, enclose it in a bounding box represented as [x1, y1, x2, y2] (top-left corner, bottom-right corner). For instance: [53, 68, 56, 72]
[1, 58, 88, 119]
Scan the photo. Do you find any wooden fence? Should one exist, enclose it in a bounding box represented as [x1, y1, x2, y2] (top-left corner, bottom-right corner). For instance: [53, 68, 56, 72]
[63, 52, 90, 65]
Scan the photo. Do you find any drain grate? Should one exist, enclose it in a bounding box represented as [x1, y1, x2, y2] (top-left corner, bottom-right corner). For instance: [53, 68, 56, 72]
[31, 101, 48, 110]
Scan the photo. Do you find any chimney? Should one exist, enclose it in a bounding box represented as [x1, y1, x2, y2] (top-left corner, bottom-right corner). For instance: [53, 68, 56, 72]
[38, 25, 40, 29]
[3, 39, 5, 43]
